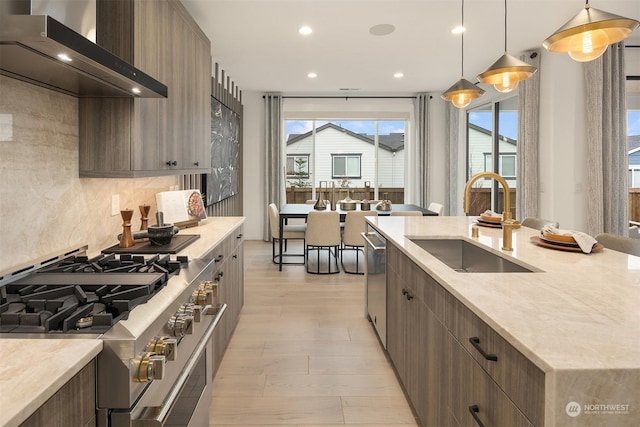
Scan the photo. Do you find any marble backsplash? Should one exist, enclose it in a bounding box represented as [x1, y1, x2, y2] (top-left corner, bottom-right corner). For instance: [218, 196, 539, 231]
[0, 76, 178, 272]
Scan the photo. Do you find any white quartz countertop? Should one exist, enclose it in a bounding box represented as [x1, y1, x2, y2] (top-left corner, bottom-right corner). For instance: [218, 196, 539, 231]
[0, 217, 245, 427]
[0, 339, 103, 427]
[368, 215, 640, 426]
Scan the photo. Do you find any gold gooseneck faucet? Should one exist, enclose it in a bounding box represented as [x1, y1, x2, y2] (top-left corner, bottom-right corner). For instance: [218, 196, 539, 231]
[463, 172, 519, 251]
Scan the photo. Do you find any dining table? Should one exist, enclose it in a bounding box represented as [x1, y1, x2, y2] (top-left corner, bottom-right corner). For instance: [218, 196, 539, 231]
[277, 203, 438, 271]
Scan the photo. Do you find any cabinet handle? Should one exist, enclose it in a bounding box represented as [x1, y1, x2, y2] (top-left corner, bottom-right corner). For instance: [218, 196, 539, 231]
[469, 337, 498, 361]
[166, 161, 177, 166]
[237, 234, 243, 239]
[215, 255, 224, 262]
[194, 161, 200, 166]
[232, 254, 238, 259]
[468, 405, 485, 427]
[402, 289, 408, 295]
[406, 293, 413, 301]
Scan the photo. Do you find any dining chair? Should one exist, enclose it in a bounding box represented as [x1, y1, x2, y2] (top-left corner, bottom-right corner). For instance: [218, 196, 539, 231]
[341, 210, 378, 274]
[427, 202, 444, 216]
[390, 211, 423, 216]
[305, 210, 341, 274]
[521, 217, 559, 229]
[595, 233, 640, 257]
[268, 203, 306, 265]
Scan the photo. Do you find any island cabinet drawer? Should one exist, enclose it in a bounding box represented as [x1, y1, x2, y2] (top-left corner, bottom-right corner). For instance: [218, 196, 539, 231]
[387, 244, 446, 320]
[446, 294, 545, 426]
[449, 333, 534, 427]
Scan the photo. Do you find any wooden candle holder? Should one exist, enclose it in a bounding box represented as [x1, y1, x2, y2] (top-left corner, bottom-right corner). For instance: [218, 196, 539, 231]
[119, 209, 135, 248]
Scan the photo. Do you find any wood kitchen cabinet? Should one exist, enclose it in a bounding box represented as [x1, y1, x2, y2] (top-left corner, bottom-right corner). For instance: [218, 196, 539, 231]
[387, 244, 448, 426]
[385, 242, 544, 426]
[20, 359, 96, 427]
[79, 0, 211, 177]
[209, 225, 244, 377]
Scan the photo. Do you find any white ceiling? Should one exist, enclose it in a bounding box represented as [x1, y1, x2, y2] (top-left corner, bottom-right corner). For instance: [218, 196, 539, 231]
[180, 0, 640, 96]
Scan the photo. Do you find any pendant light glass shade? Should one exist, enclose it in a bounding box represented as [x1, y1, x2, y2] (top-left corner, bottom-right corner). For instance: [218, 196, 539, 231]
[442, 78, 485, 108]
[543, 1, 639, 62]
[442, 0, 484, 108]
[477, 0, 537, 93]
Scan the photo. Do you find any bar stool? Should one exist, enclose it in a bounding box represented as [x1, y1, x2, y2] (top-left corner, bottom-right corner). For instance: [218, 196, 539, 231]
[305, 210, 341, 274]
[595, 233, 640, 256]
[521, 217, 559, 229]
[341, 210, 378, 274]
[268, 203, 306, 265]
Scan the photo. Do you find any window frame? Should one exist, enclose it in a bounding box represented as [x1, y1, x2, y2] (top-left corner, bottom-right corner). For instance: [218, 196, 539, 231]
[331, 153, 362, 179]
[286, 154, 310, 179]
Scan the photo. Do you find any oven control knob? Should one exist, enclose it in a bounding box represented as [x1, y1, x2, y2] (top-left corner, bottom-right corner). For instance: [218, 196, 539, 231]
[199, 280, 219, 296]
[191, 289, 214, 307]
[132, 352, 165, 383]
[167, 313, 193, 337]
[146, 337, 178, 361]
[179, 302, 202, 322]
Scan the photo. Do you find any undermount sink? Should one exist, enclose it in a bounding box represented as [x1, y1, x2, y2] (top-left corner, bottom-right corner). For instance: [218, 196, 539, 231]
[409, 238, 539, 273]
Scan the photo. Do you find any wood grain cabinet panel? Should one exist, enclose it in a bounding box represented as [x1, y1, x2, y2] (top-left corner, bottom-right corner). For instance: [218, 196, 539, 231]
[80, 0, 211, 177]
[445, 294, 545, 426]
[386, 244, 449, 426]
[209, 226, 244, 378]
[21, 360, 96, 427]
[384, 241, 544, 426]
[448, 332, 534, 427]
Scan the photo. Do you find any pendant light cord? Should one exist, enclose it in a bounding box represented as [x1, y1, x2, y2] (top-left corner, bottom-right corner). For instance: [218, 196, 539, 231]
[504, 0, 508, 52]
[461, 0, 465, 76]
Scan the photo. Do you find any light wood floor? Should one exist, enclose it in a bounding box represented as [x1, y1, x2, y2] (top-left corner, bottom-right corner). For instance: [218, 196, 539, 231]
[209, 240, 418, 426]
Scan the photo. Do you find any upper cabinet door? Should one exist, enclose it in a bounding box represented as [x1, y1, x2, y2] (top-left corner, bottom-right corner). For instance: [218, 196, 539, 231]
[79, 0, 211, 178]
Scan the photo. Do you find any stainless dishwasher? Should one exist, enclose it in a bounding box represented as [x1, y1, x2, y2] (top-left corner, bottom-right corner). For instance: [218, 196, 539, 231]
[362, 226, 387, 348]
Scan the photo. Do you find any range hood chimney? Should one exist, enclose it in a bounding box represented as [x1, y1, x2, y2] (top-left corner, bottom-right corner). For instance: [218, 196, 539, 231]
[0, 0, 168, 98]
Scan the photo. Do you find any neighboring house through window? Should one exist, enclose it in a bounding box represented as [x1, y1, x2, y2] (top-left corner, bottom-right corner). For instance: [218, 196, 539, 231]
[332, 154, 361, 179]
[286, 154, 310, 178]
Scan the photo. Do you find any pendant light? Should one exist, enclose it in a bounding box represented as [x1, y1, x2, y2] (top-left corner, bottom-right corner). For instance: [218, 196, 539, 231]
[477, 0, 537, 93]
[442, 0, 485, 109]
[543, 0, 639, 62]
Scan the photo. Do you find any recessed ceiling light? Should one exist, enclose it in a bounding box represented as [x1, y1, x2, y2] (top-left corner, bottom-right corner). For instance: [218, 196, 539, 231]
[57, 53, 72, 62]
[132, 87, 141, 95]
[394, 72, 404, 78]
[307, 72, 317, 79]
[369, 24, 396, 36]
[298, 26, 313, 35]
[451, 25, 466, 34]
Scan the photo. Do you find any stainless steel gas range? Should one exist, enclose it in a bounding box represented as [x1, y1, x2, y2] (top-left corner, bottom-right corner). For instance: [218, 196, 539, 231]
[0, 240, 226, 426]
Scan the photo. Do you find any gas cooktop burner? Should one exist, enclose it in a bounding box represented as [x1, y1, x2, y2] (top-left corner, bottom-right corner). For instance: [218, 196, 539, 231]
[0, 252, 188, 334]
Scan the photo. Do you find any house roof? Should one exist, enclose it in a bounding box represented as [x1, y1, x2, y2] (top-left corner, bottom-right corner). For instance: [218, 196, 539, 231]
[287, 123, 404, 152]
[469, 123, 517, 146]
[630, 135, 640, 153]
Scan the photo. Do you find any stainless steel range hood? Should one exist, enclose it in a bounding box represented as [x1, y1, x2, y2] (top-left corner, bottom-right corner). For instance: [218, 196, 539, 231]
[0, 13, 168, 98]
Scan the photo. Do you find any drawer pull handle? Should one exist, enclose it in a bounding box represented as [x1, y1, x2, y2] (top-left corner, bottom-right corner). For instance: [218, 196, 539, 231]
[216, 255, 224, 262]
[402, 289, 408, 295]
[468, 405, 485, 427]
[469, 337, 498, 361]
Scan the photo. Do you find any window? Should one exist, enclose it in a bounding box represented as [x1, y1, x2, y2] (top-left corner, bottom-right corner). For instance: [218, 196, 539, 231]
[286, 154, 310, 178]
[466, 96, 518, 214]
[483, 153, 517, 179]
[332, 154, 361, 179]
[284, 119, 407, 202]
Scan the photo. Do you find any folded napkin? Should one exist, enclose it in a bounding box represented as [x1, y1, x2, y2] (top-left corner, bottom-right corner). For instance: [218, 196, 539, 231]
[482, 210, 502, 219]
[540, 225, 598, 254]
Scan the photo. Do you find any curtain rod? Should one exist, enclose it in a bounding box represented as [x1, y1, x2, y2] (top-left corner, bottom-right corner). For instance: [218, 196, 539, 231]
[262, 95, 431, 99]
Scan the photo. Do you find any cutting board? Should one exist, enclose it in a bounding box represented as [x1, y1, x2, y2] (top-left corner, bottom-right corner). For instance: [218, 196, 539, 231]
[102, 234, 200, 254]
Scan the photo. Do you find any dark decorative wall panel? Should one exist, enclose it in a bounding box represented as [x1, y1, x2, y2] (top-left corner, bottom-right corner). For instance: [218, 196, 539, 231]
[205, 98, 240, 205]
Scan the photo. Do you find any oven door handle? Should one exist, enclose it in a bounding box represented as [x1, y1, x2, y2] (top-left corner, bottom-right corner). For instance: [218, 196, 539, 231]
[132, 303, 227, 427]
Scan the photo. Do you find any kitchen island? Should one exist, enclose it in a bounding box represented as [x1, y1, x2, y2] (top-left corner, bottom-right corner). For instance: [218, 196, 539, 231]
[367, 215, 639, 427]
[0, 216, 244, 427]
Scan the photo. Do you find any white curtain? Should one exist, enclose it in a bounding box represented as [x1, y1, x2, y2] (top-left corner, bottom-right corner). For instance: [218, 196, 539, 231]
[584, 42, 628, 236]
[516, 51, 541, 222]
[414, 94, 429, 207]
[263, 93, 285, 241]
[445, 103, 459, 215]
